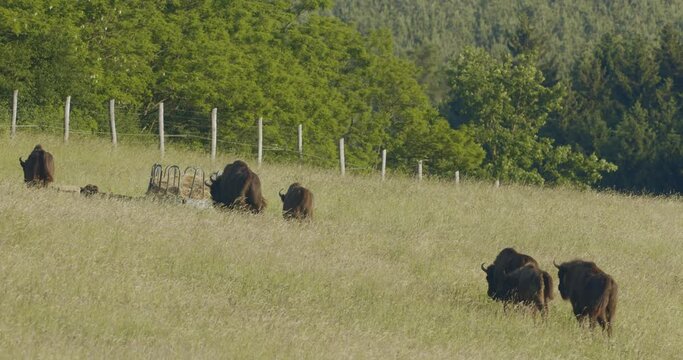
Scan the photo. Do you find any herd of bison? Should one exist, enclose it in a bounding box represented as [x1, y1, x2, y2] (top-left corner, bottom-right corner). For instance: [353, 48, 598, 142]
[17, 144, 618, 336]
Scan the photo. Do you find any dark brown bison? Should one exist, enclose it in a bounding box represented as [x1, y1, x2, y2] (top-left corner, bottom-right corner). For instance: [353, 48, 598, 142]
[279, 183, 313, 220]
[554, 259, 618, 336]
[498, 263, 552, 315]
[481, 248, 553, 311]
[206, 160, 266, 213]
[19, 144, 54, 187]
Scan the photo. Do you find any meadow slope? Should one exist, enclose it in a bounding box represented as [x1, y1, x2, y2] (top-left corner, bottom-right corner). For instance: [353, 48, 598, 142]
[1, 135, 682, 358]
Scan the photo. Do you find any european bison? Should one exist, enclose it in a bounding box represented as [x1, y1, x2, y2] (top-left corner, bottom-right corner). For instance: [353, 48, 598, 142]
[554, 260, 618, 336]
[206, 160, 266, 213]
[279, 183, 313, 220]
[481, 248, 553, 313]
[499, 263, 552, 315]
[19, 144, 54, 187]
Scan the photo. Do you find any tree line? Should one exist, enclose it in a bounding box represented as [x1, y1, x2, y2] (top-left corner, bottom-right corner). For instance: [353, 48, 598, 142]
[1, 1, 681, 193]
[334, 0, 683, 194]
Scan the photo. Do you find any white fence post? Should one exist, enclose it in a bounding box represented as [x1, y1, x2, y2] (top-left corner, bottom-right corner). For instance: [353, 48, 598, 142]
[495, 178, 500, 187]
[11, 90, 17, 139]
[381, 149, 387, 181]
[257, 117, 263, 167]
[339, 138, 345, 176]
[298, 124, 303, 160]
[455, 170, 460, 184]
[159, 102, 165, 158]
[109, 99, 117, 146]
[211, 108, 217, 161]
[64, 96, 71, 143]
[418, 160, 423, 181]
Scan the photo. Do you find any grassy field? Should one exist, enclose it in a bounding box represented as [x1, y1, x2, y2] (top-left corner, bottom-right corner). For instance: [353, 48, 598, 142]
[0, 134, 681, 358]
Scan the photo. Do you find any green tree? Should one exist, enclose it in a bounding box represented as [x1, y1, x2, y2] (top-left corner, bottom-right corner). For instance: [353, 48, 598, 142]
[445, 47, 615, 185]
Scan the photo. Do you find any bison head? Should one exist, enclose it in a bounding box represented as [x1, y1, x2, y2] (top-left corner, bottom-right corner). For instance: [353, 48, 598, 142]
[481, 263, 499, 299]
[19, 156, 32, 183]
[206, 172, 221, 203]
[554, 260, 570, 300]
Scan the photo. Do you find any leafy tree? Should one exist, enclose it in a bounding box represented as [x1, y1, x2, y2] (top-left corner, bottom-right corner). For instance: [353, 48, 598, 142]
[445, 47, 615, 185]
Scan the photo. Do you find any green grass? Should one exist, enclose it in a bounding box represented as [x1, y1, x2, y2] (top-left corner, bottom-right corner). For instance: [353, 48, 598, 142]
[1, 134, 681, 358]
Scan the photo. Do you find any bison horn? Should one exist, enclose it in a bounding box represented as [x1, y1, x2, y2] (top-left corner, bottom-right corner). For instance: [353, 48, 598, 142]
[553, 259, 560, 269]
[480, 263, 487, 272]
[19, 157, 25, 167]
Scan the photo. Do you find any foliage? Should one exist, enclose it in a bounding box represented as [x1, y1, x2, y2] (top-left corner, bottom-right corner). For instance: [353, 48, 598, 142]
[546, 30, 683, 193]
[0, 0, 482, 177]
[444, 48, 615, 186]
[333, 0, 683, 102]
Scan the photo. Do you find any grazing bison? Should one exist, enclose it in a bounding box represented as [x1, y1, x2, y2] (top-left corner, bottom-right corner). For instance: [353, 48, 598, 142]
[554, 260, 618, 336]
[481, 248, 553, 312]
[19, 144, 54, 187]
[498, 263, 552, 315]
[279, 183, 313, 220]
[206, 160, 266, 213]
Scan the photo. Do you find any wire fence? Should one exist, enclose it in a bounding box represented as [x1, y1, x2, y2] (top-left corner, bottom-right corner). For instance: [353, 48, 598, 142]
[4, 92, 465, 183]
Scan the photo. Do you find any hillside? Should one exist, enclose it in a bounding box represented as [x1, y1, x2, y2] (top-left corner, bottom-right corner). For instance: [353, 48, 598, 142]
[1, 135, 681, 358]
[333, 0, 683, 76]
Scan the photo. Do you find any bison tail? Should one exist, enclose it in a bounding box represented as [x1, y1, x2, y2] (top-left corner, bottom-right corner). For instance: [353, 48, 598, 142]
[541, 271, 554, 301]
[606, 280, 618, 326]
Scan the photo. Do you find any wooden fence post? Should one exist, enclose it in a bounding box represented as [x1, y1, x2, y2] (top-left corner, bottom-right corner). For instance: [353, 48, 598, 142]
[11, 90, 17, 139]
[64, 96, 71, 143]
[417, 160, 423, 181]
[211, 108, 217, 161]
[381, 149, 387, 181]
[298, 124, 303, 161]
[339, 138, 345, 176]
[159, 102, 165, 158]
[109, 99, 117, 146]
[257, 117, 263, 167]
[455, 170, 460, 184]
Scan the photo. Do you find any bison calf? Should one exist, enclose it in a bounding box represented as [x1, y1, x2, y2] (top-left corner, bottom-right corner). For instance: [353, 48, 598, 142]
[279, 183, 313, 220]
[555, 260, 618, 336]
[19, 144, 54, 188]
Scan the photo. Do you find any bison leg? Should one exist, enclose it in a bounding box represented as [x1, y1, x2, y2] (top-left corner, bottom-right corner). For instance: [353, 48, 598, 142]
[535, 299, 548, 318]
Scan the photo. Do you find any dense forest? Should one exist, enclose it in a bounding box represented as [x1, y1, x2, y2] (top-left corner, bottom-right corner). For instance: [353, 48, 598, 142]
[334, 0, 683, 193]
[1, 1, 681, 193]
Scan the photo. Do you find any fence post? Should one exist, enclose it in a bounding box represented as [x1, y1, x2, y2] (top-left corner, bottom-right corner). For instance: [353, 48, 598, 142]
[159, 102, 165, 158]
[11, 90, 18, 139]
[455, 170, 460, 185]
[339, 138, 345, 176]
[417, 160, 423, 181]
[298, 124, 303, 161]
[495, 179, 500, 188]
[109, 99, 117, 146]
[257, 117, 263, 167]
[211, 108, 217, 161]
[64, 96, 71, 143]
[381, 149, 387, 181]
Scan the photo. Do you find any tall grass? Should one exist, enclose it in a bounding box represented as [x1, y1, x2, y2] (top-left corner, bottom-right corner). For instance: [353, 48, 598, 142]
[0, 134, 681, 358]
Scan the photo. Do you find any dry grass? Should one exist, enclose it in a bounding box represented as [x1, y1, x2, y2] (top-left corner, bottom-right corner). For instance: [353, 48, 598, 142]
[0, 134, 682, 358]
